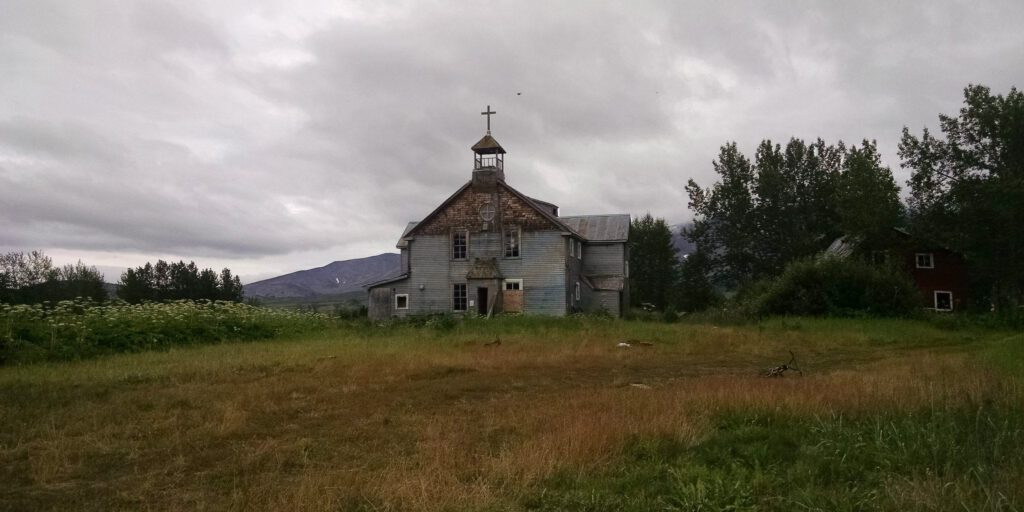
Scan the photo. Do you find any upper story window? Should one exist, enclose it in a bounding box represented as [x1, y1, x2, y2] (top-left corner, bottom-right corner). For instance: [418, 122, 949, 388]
[915, 253, 934, 269]
[568, 239, 582, 259]
[576, 240, 583, 259]
[452, 230, 468, 260]
[504, 226, 520, 258]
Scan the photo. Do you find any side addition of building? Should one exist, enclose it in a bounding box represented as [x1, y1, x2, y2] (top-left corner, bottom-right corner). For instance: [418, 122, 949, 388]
[367, 107, 630, 319]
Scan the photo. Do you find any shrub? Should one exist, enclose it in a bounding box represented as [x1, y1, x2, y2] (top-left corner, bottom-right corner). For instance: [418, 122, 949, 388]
[740, 257, 921, 317]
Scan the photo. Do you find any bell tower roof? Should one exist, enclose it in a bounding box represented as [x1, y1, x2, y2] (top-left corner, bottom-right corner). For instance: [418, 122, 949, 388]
[471, 134, 506, 154]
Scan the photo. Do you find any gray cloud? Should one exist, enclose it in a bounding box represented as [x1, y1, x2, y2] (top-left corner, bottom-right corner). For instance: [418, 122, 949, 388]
[1, 0, 1022, 280]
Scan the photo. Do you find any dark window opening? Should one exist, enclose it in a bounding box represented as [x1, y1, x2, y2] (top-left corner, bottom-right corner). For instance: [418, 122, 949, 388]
[453, 284, 467, 311]
[452, 230, 468, 260]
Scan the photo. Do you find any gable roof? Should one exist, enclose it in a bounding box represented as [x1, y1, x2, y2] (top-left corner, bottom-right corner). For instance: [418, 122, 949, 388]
[559, 214, 630, 242]
[403, 180, 581, 239]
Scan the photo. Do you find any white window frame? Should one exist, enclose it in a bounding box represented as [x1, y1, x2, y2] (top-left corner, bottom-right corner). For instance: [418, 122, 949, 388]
[394, 294, 409, 310]
[504, 226, 521, 258]
[576, 239, 583, 259]
[915, 253, 934, 269]
[934, 290, 953, 311]
[504, 278, 523, 291]
[574, 281, 581, 301]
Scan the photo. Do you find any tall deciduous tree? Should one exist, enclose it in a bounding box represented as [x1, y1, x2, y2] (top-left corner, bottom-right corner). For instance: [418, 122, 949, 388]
[628, 213, 678, 310]
[900, 84, 1024, 309]
[686, 138, 901, 288]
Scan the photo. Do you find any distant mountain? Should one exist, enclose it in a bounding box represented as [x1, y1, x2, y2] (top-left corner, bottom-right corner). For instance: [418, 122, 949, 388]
[244, 253, 401, 299]
[670, 222, 696, 258]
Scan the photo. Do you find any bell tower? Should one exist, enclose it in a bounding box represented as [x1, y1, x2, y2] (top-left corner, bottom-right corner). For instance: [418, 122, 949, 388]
[471, 105, 505, 184]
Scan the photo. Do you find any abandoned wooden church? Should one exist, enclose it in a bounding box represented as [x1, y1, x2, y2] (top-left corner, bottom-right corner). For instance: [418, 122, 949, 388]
[367, 107, 630, 319]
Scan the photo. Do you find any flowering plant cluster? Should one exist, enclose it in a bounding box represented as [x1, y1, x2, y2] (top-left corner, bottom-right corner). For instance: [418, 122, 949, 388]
[0, 298, 330, 363]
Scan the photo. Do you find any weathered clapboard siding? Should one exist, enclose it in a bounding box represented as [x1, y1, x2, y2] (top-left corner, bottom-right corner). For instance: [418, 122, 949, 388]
[401, 231, 568, 316]
[582, 243, 625, 276]
[565, 238, 583, 312]
[590, 290, 620, 315]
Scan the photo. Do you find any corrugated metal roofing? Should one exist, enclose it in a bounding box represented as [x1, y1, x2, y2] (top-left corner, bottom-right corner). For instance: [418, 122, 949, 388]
[559, 214, 630, 242]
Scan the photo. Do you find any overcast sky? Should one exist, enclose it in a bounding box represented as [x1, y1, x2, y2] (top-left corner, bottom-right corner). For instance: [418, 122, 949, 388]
[1, 1, 1021, 282]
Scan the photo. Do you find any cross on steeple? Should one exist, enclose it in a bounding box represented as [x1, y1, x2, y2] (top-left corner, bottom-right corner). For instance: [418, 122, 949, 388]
[481, 105, 496, 134]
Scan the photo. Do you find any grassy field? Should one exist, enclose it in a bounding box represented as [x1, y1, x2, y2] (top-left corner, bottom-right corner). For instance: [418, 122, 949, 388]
[1, 316, 1022, 511]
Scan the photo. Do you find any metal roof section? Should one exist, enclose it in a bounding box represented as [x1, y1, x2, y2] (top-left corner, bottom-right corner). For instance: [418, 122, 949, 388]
[824, 235, 859, 258]
[528, 197, 559, 216]
[364, 273, 409, 289]
[559, 214, 630, 242]
[396, 221, 419, 248]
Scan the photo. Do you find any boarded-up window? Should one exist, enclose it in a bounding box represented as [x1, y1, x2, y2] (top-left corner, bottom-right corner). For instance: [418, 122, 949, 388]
[453, 284, 467, 311]
[452, 230, 468, 260]
[503, 279, 523, 313]
[504, 227, 520, 258]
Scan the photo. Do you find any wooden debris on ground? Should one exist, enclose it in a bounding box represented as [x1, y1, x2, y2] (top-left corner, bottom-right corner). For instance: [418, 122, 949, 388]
[762, 350, 803, 377]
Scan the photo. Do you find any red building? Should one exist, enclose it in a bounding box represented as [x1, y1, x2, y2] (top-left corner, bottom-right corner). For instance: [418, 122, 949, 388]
[828, 228, 970, 311]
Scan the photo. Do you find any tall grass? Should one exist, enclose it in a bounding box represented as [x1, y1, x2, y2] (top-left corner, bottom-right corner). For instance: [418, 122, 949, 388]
[0, 298, 330, 363]
[0, 316, 1020, 511]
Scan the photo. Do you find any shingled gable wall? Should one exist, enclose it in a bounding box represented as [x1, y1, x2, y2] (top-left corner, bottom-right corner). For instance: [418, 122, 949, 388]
[411, 182, 564, 236]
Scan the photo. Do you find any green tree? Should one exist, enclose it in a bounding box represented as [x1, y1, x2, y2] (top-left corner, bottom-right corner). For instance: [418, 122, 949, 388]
[628, 213, 678, 310]
[899, 84, 1024, 309]
[218, 268, 244, 302]
[686, 138, 902, 289]
[837, 140, 904, 243]
[676, 248, 721, 312]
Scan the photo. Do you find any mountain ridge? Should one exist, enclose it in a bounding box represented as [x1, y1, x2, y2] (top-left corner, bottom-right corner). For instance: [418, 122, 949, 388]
[243, 253, 401, 299]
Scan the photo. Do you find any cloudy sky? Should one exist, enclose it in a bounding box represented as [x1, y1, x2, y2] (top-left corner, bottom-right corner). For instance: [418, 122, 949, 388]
[1, 1, 1021, 282]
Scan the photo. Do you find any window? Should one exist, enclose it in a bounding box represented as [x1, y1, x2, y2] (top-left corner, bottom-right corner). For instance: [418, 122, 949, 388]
[504, 227, 520, 258]
[934, 291, 953, 311]
[625, 260, 629, 278]
[871, 250, 889, 265]
[395, 294, 408, 310]
[453, 284, 467, 311]
[577, 240, 583, 259]
[452, 230, 468, 260]
[574, 281, 581, 301]
[504, 279, 522, 291]
[915, 253, 934, 269]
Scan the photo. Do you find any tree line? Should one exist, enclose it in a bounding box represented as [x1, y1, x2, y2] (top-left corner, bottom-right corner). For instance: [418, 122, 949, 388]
[117, 260, 243, 303]
[1, 251, 245, 305]
[629, 84, 1022, 314]
[0, 251, 107, 304]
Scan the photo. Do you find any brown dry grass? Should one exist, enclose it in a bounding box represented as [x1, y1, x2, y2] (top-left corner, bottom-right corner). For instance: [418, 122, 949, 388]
[0, 317, 1018, 511]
